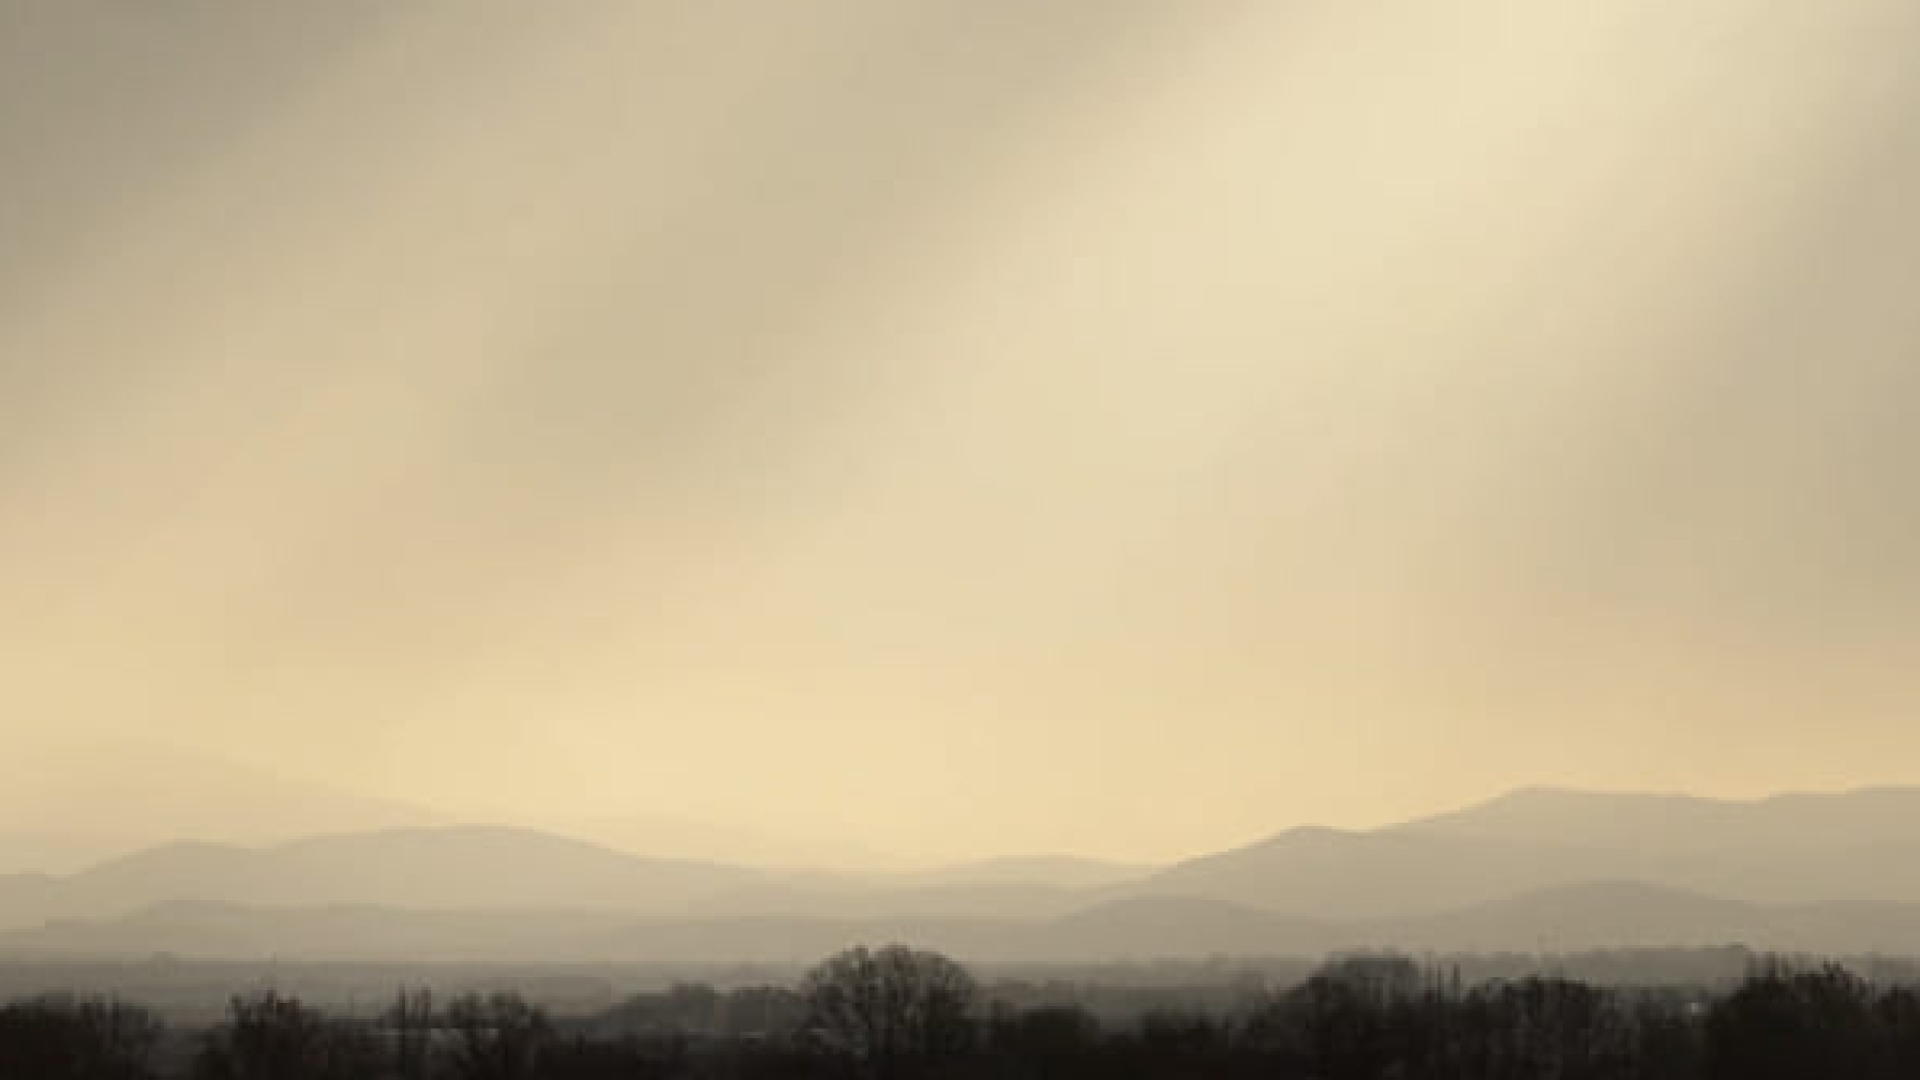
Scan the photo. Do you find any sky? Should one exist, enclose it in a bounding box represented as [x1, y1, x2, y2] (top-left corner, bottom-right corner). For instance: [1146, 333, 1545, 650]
[2, 1, 1918, 867]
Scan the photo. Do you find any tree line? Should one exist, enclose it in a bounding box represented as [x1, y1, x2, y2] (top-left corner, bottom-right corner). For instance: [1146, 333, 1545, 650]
[4, 945, 1919, 1078]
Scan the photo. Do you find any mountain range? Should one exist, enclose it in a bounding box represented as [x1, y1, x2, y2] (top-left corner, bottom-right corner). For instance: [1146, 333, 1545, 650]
[8, 786, 1920, 961]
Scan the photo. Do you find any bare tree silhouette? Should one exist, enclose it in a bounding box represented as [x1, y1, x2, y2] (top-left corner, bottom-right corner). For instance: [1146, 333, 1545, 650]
[802, 944, 976, 1076]
[443, 992, 556, 1080]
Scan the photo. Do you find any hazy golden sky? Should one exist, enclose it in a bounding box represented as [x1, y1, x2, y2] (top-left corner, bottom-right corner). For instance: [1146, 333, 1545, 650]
[3, 2, 1918, 864]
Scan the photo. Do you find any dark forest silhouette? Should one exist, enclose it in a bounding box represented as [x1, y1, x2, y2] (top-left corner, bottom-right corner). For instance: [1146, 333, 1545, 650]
[5, 947, 1920, 1079]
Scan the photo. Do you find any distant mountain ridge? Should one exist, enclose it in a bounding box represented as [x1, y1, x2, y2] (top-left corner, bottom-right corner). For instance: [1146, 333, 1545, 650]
[1400, 784, 1920, 852]
[0, 741, 444, 874]
[1143, 826, 1598, 919]
[11, 882, 1920, 963]
[7, 785, 1920, 960]
[10, 826, 762, 923]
